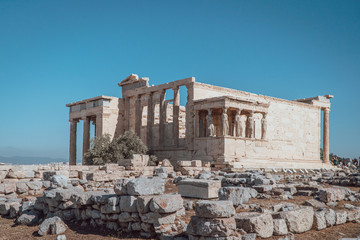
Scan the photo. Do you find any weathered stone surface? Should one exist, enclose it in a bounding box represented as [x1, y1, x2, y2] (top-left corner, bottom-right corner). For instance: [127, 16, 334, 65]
[38, 216, 67, 236]
[313, 210, 326, 230]
[274, 207, 314, 233]
[218, 187, 258, 206]
[140, 212, 177, 225]
[187, 216, 236, 237]
[236, 212, 274, 238]
[324, 208, 336, 227]
[318, 188, 346, 203]
[335, 210, 347, 225]
[0, 201, 13, 215]
[136, 195, 153, 213]
[16, 182, 29, 194]
[346, 207, 360, 222]
[120, 196, 137, 212]
[177, 179, 221, 199]
[9, 202, 21, 218]
[16, 210, 40, 226]
[303, 199, 326, 208]
[113, 178, 129, 196]
[26, 181, 43, 190]
[51, 175, 68, 188]
[150, 194, 183, 213]
[273, 218, 288, 236]
[195, 200, 235, 218]
[126, 177, 165, 196]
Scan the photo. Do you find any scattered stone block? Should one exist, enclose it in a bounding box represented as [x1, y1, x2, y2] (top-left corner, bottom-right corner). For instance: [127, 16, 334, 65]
[218, 187, 258, 206]
[187, 216, 236, 237]
[335, 210, 347, 225]
[273, 218, 288, 235]
[318, 188, 346, 203]
[150, 194, 183, 213]
[274, 207, 314, 233]
[51, 175, 68, 188]
[16, 210, 40, 226]
[126, 177, 165, 196]
[195, 200, 235, 218]
[303, 199, 326, 208]
[38, 216, 67, 236]
[177, 179, 221, 199]
[236, 212, 274, 238]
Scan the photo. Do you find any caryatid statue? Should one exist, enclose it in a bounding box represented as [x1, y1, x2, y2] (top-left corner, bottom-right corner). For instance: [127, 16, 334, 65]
[247, 111, 255, 138]
[222, 108, 229, 136]
[235, 109, 242, 137]
[206, 109, 216, 137]
[261, 113, 268, 140]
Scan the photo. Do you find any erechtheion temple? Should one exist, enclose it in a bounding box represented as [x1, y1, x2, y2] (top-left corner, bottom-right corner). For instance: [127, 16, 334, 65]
[66, 74, 333, 169]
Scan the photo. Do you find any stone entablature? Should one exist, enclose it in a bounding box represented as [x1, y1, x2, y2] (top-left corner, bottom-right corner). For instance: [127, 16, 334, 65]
[66, 74, 333, 169]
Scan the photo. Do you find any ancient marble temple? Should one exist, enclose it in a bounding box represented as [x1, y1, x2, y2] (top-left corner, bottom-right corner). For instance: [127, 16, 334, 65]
[66, 74, 333, 169]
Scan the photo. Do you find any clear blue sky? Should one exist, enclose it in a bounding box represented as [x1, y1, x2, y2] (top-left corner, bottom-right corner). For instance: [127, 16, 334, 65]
[0, 0, 359, 161]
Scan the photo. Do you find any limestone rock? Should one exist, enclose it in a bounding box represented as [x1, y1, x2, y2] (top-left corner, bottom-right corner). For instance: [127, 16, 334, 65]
[335, 210, 347, 225]
[318, 188, 346, 203]
[274, 207, 314, 233]
[218, 187, 258, 206]
[150, 194, 183, 213]
[51, 175, 68, 188]
[137, 195, 153, 213]
[313, 210, 326, 230]
[38, 216, 67, 236]
[126, 177, 165, 196]
[303, 199, 327, 208]
[16, 210, 40, 226]
[195, 200, 235, 218]
[273, 218, 288, 235]
[120, 196, 137, 212]
[235, 212, 274, 238]
[187, 216, 236, 237]
[113, 178, 129, 196]
[178, 179, 221, 199]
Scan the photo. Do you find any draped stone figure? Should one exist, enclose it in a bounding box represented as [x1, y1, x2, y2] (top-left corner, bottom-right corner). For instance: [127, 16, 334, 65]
[222, 108, 229, 136]
[235, 110, 241, 137]
[240, 116, 246, 137]
[247, 112, 255, 138]
[206, 110, 216, 137]
[261, 113, 268, 140]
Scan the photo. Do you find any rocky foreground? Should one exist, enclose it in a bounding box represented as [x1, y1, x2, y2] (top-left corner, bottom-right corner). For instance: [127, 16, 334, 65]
[1, 160, 360, 240]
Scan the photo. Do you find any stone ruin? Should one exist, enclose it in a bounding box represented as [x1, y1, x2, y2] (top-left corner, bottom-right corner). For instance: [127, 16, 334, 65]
[66, 73, 334, 170]
[1, 158, 360, 239]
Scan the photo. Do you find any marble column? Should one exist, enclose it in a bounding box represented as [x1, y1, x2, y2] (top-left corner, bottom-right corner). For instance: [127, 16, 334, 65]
[173, 86, 180, 146]
[82, 116, 90, 164]
[124, 97, 130, 132]
[69, 119, 78, 165]
[185, 83, 195, 150]
[95, 113, 103, 138]
[323, 108, 330, 164]
[159, 89, 166, 147]
[135, 95, 142, 137]
[195, 110, 200, 138]
[147, 92, 154, 147]
[261, 113, 268, 140]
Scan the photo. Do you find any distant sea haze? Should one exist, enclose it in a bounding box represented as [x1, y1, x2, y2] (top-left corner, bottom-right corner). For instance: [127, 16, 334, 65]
[0, 156, 67, 165]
